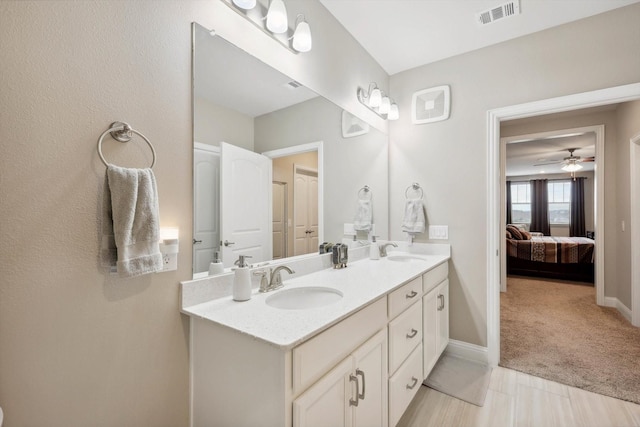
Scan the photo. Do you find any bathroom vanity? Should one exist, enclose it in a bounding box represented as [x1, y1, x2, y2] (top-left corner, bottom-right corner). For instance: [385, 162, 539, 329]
[181, 244, 450, 427]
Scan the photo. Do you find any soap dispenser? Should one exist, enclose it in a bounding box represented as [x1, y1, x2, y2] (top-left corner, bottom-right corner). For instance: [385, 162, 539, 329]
[233, 255, 252, 301]
[369, 236, 380, 260]
[208, 251, 224, 276]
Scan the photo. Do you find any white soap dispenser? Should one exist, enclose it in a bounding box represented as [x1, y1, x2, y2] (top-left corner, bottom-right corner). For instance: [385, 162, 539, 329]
[370, 235, 380, 260]
[233, 255, 252, 301]
[208, 251, 224, 276]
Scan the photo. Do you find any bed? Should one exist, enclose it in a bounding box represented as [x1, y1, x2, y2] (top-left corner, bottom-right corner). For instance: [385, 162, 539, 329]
[506, 226, 595, 283]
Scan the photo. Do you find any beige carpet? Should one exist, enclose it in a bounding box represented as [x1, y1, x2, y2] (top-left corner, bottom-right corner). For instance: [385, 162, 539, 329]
[424, 354, 492, 406]
[500, 276, 640, 404]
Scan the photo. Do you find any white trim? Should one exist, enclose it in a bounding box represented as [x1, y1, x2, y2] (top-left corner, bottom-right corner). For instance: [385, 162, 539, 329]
[444, 339, 489, 365]
[194, 141, 220, 153]
[604, 297, 632, 324]
[262, 141, 324, 246]
[631, 133, 640, 327]
[487, 82, 640, 367]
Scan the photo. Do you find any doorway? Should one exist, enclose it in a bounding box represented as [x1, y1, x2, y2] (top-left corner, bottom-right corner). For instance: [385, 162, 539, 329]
[486, 82, 640, 366]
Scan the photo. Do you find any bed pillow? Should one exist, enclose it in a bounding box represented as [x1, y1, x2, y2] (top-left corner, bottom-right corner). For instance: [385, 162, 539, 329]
[507, 225, 524, 240]
[520, 230, 532, 240]
[506, 230, 513, 240]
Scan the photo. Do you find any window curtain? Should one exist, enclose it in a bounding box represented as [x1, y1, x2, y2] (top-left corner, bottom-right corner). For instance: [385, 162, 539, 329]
[530, 179, 550, 235]
[506, 180, 512, 225]
[570, 177, 586, 237]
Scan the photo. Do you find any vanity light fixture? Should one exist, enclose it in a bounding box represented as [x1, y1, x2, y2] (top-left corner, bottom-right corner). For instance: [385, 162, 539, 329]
[223, 0, 313, 53]
[357, 82, 399, 121]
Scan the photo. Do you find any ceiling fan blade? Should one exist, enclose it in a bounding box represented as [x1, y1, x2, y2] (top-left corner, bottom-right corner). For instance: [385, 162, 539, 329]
[580, 157, 595, 162]
[533, 161, 561, 166]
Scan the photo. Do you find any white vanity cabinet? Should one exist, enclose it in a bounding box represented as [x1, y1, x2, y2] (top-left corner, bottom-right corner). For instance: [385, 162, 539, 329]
[422, 263, 449, 376]
[293, 329, 388, 427]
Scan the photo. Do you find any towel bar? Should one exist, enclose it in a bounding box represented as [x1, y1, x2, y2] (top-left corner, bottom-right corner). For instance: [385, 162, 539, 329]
[97, 121, 157, 168]
[358, 185, 372, 200]
[405, 183, 423, 200]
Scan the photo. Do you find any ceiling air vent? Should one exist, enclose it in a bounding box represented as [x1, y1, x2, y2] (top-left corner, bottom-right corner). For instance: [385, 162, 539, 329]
[477, 0, 520, 25]
[284, 80, 303, 90]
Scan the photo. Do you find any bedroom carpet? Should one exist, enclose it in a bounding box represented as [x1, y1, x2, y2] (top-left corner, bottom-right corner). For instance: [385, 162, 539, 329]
[500, 276, 640, 404]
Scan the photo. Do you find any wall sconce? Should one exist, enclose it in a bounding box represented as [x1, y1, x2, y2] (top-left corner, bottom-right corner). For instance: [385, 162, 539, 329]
[159, 227, 179, 271]
[357, 83, 399, 120]
[224, 0, 312, 53]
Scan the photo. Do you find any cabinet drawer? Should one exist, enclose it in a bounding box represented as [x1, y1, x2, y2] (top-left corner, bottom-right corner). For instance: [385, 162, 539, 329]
[293, 297, 387, 395]
[389, 344, 423, 427]
[388, 301, 422, 375]
[388, 277, 422, 319]
[423, 262, 448, 293]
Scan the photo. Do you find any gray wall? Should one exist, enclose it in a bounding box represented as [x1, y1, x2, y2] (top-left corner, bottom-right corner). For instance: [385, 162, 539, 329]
[0, 1, 387, 425]
[389, 4, 640, 346]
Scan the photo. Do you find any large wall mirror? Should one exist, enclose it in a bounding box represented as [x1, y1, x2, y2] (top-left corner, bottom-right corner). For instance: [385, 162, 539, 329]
[192, 22, 389, 276]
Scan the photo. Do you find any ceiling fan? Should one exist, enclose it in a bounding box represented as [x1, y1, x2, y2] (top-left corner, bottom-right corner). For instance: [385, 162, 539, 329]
[533, 148, 595, 169]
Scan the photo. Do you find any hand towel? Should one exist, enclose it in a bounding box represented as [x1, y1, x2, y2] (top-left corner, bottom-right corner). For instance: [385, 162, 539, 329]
[354, 199, 373, 232]
[401, 199, 426, 234]
[101, 165, 163, 277]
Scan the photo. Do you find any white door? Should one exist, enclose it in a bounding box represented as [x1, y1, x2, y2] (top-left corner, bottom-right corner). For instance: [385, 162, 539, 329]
[352, 330, 388, 427]
[193, 144, 220, 274]
[220, 142, 272, 267]
[437, 280, 450, 356]
[272, 181, 287, 259]
[422, 286, 439, 376]
[294, 167, 319, 256]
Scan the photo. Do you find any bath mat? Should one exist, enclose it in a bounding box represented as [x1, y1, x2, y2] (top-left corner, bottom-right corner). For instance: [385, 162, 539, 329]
[423, 354, 492, 407]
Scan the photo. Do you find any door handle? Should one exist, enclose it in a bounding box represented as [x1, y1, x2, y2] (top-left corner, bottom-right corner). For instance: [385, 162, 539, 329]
[406, 377, 419, 390]
[193, 239, 203, 245]
[223, 240, 235, 247]
[356, 369, 365, 400]
[349, 374, 360, 407]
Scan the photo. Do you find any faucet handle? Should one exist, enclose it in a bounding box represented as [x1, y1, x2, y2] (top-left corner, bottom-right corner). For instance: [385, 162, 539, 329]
[253, 268, 270, 292]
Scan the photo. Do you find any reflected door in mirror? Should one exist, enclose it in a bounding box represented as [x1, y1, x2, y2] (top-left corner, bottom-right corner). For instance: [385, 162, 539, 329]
[294, 167, 319, 256]
[193, 144, 220, 273]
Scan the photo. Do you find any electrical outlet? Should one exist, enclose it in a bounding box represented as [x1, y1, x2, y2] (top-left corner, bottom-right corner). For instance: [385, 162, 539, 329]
[162, 253, 178, 271]
[429, 225, 449, 240]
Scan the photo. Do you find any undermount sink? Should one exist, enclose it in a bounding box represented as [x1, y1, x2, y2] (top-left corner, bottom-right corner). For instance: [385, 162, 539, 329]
[265, 286, 343, 310]
[386, 254, 427, 262]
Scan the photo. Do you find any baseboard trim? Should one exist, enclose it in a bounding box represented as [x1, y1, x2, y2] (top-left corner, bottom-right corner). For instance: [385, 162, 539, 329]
[445, 339, 489, 365]
[603, 297, 632, 323]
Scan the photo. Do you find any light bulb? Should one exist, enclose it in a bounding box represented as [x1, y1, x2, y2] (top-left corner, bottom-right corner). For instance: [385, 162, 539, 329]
[266, 0, 288, 34]
[369, 88, 382, 108]
[232, 0, 256, 9]
[292, 19, 312, 52]
[388, 103, 399, 120]
[379, 96, 391, 115]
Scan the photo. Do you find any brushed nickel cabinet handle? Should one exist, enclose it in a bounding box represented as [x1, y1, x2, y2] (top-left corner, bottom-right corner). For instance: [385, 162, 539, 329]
[406, 328, 418, 339]
[406, 377, 418, 390]
[406, 290, 418, 299]
[349, 374, 360, 407]
[356, 369, 365, 400]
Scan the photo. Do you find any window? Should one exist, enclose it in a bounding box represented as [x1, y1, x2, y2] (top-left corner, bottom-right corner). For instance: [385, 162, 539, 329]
[548, 181, 571, 225]
[510, 182, 531, 224]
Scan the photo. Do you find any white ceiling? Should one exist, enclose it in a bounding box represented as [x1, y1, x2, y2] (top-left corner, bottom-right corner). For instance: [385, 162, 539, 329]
[319, 0, 639, 75]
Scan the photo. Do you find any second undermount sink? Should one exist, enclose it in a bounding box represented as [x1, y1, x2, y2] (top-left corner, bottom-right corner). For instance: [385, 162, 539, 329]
[386, 254, 427, 262]
[266, 286, 343, 310]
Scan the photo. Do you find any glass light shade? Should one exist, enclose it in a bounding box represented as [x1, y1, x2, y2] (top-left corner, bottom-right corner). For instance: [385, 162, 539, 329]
[266, 0, 288, 34]
[292, 20, 312, 52]
[232, 0, 256, 9]
[369, 88, 382, 108]
[561, 162, 583, 172]
[388, 103, 399, 120]
[379, 96, 391, 115]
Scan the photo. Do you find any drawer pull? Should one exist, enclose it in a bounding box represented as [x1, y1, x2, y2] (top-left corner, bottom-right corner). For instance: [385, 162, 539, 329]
[349, 374, 360, 407]
[406, 328, 418, 339]
[438, 294, 445, 311]
[406, 377, 419, 390]
[406, 290, 418, 299]
[356, 369, 365, 400]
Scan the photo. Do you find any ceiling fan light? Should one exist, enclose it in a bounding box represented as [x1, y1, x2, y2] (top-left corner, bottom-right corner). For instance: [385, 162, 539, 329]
[266, 0, 288, 34]
[292, 18, 312, 52]
[232, 0, 257, 9]
[561, 162, 583, 172]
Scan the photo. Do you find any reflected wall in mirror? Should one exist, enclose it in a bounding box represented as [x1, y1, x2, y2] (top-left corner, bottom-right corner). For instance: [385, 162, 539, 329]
[192, 22, 389, 276]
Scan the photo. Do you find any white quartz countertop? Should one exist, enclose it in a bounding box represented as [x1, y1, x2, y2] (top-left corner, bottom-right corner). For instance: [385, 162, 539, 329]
[182, 251, 449, 350]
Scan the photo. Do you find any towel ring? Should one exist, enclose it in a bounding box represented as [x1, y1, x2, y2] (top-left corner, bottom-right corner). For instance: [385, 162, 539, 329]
[97, 121, 156, 168]
[405, 183, 423, 200]
[358, 185, 372, 201]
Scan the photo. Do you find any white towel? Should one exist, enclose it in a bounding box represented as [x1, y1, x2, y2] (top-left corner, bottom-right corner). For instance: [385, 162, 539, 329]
[101, 165, 163, 277]
[354, 199, 373, 231]
[401, 199, 425, 234]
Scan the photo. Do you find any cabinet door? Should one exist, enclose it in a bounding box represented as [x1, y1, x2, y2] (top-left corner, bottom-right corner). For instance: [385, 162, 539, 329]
[293, 357, 353, 427]
[436, 279, 449, 356]
[422, 286, 439, 378]
[352, 330, 388, 427]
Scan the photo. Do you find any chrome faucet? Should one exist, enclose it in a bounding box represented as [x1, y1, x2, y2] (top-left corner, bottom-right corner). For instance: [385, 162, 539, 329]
[254, 265, 295, 293]
[379, 242, 398, 257]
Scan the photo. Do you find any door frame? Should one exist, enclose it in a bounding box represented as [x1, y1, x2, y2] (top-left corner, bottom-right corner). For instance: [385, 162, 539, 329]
[262, 141, 324, 248]
[500, 125, 604, 303]
[631, 133, 640, 327]
[487, 82, 640, 366]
